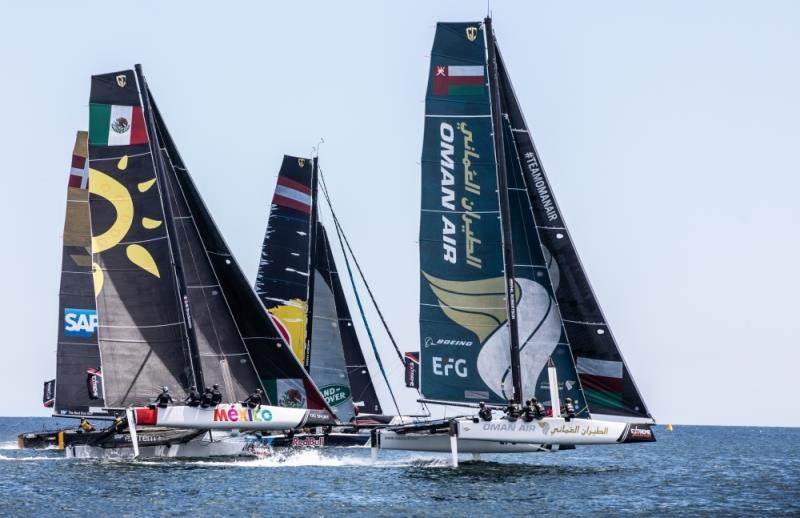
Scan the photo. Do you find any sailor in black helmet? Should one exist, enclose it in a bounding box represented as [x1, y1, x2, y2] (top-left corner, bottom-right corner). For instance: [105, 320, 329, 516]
[521, 400, 535, 422]
[200, 387, 213, 408]
[478, 401, 492, 422]
[531, 397, 546, 419]
[562, 397, 576, 421]
[183, 385, 201, 407]
[242, 388, 263, 409]
[210, 384, 223, 406]
[154, 386, 174, 408]
[504, 399, 520, 421]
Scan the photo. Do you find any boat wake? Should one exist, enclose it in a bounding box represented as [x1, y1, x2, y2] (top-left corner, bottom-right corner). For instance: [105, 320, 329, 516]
[0, 441, 19, 450]
[133, 450, 458, 469]
[0, 454, 63, 462]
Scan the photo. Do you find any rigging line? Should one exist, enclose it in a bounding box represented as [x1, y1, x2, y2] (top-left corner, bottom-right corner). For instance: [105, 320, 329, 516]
[317, 169, 404, 365]
[318, 172, 402, 417]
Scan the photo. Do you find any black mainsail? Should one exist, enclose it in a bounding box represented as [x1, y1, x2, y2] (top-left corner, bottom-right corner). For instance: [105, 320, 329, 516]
[86, 66, 332, 416]
[149, 94, 331, 413]
[255, 155, 384, 420]
[88, 69, 192, 408]
[54, 131, 106, 415]
[495, 46, 653, 422]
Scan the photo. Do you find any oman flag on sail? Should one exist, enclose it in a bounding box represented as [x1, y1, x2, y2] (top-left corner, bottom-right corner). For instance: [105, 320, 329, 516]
[432, 65, 485, 96]
[89, 103, 148, 146]
[576, 357, 625, 409]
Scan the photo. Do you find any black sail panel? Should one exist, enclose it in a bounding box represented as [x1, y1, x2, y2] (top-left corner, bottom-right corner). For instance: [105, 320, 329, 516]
[54, 131, 107, 415]
[496, 48, 652, 421]
[157, 134, 261, 403]
[88, 70, 194, 407]
[149, 96, 333, 416]
[501, 117, 589, 416]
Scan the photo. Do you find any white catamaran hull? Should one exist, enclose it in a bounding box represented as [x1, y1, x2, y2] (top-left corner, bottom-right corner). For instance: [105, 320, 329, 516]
[456, 417, 645, 445]
[134, 403, 331, 430]
[378, 431, 554, 453]
[65, 430, 255, 459]
[376, 417, 654, 456]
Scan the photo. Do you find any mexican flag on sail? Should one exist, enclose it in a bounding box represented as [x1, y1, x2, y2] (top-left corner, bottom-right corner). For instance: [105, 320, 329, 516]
[89, 103, 148, 146]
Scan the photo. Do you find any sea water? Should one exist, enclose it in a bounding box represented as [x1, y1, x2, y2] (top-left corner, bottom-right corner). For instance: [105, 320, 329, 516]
[1, 417, 798, 516]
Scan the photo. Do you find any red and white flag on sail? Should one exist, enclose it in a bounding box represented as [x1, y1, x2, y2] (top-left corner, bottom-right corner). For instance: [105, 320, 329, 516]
[68, 131, 89, 189]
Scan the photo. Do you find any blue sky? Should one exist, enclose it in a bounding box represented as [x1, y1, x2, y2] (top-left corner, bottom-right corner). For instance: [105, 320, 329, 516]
[1, 1, 797, 426]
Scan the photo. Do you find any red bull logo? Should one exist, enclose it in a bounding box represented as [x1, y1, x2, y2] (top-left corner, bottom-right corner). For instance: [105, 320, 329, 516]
[212, 404, 273, 423]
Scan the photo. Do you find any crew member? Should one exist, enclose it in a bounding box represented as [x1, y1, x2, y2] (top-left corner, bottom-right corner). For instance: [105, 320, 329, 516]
[154, 386, 174, 408]
[200, 387, 213, 408]
[521, 400, 535, 422]
[504, 399, 520, 421]
[210, 384, 223, 406]
[562, 397, 576, 421]
[242, 388, 263, 408]
[184, 385, 201, 407]
[532, 397, 546, 419]
[478, 402, 492, 422]
[112, 413, 124, 430]
[78, 418, 95, 433]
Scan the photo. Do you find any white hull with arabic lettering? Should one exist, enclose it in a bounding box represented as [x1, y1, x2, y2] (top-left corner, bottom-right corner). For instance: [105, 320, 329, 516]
[456, 417, 655, 445]
[378, 430, 555, 453]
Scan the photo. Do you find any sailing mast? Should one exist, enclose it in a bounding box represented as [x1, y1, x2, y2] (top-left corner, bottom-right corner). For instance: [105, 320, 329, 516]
[484, 17, 523, 404]
[134, 64, 204, 391]
[303, 155, 321, 370]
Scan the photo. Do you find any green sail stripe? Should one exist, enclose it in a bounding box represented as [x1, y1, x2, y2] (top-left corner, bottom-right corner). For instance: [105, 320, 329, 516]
[88, 104, 111, 145]
[584, 388, 624, 409]
[448, 84, 484, 96]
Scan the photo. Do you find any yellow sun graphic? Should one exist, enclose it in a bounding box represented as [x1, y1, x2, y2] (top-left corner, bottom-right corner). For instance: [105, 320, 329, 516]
[89, 154, 163, 296]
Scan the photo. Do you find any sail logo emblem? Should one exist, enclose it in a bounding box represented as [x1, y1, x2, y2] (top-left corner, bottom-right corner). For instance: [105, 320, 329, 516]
[320, 384, 351, 407]
[111, 117, 130, 135]
[64, 308, 98, 337]
[298, 158, 305, 168]
[466, 26, 478, 42]
[116, 74, 127, 87]
[89, 155, 164, 297]
[432, 356, 468, 377]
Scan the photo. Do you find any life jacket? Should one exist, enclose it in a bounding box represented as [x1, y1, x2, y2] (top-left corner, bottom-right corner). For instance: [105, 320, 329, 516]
[200, 391, 214, 407]
[210, 389, 223, 405]
[478, 408, 492, 421]
[533, 402, 546, 418]
[521, 408, 533, 422]
[80, 420, 93, 432]
[185, 390, 201, 406]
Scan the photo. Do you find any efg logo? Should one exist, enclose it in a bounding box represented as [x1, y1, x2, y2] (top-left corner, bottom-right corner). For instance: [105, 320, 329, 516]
[64, 308, 97, 337]
[432, 357, 468, 377]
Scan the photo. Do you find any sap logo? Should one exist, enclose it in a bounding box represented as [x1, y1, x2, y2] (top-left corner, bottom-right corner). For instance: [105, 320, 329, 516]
[64, 308, 97, 337]
[431, 357, 468, 377]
